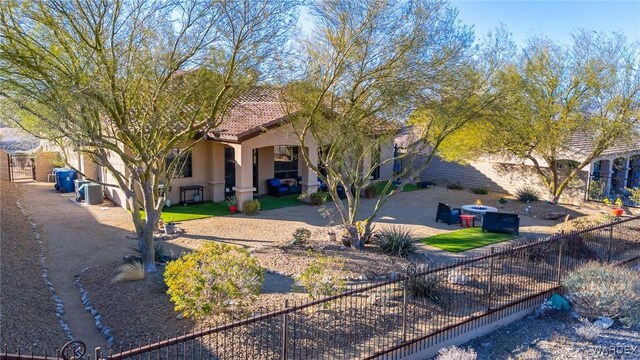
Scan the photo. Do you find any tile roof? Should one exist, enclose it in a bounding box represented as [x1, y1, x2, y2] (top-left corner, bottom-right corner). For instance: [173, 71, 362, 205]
[209, 88, 290, 141]
[567, 129, 640, 157]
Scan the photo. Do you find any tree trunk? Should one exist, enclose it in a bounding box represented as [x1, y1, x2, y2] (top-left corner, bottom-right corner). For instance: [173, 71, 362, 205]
[139, 224, 157, 273]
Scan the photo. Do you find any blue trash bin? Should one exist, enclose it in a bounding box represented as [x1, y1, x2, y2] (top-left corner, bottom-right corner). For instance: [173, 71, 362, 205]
[56, 170, 77, 193]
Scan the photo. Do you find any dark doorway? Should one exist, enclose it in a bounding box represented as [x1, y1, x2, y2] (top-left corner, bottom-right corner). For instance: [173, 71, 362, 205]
[252, 149, 259, 193]
[224, 146, 236, 197]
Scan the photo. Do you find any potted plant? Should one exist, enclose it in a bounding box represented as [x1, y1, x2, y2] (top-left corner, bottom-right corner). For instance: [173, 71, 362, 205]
[604, 197, 624, 217]
[226, 195, 238, 213]
[164, 217, 176, 235]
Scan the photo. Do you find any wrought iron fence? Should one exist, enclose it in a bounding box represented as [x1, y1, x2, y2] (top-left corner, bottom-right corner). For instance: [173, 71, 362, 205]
[587, 175, 640, 207]
[8, 153, 35, 182]
[3, 217, 640, 360]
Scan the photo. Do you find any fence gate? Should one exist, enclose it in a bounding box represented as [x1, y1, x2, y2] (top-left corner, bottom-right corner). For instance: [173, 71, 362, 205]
[9, 153, 35, 182]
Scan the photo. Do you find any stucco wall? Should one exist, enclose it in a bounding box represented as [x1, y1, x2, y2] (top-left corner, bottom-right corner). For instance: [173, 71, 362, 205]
[0, 150, 9, 182]
[413, 155, 588, 205]
[379, 141, 395, 180]
[257, 146, 274, 194]
[166, 141, 211, 204]
[34, 151, 60, 182]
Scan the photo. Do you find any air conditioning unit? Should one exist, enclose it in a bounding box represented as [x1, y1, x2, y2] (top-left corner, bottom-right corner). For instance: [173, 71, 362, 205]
[84, 183, 104, 205]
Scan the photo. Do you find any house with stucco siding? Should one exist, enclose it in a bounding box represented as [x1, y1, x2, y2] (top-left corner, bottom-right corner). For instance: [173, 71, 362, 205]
[96, 88, 395, 209]
[401, 126, 640, 206]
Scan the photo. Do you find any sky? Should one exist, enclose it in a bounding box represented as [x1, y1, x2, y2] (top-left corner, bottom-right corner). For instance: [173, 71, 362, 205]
[451, 0, 640, 46]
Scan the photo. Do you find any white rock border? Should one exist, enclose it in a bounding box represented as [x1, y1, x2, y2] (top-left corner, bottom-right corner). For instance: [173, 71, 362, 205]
[74, 269, 114, 348]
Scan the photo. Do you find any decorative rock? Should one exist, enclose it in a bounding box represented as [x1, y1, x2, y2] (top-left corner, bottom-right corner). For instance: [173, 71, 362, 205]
[176, 313, 185, 320]
[594, 316, 614, 329]
[448, 271, 467, 285]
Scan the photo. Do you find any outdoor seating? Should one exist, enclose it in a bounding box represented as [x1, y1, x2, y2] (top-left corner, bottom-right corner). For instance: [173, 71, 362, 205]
[482, 212, 520, 235]
[435, 202, 461, 225]
[267, 178, 289, 197]
[459, 214, 476, 228]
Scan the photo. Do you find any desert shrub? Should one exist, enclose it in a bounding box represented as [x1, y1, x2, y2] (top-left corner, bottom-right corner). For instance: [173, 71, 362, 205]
[436, 346, 477, 360]
[242, 199, 261, 215]
[309, 191, 327, 205]
[291, 227, 312, 245]
[126, 242, 169, 264]
[113, 262, 145, 283]
[446, 182, 464, 190]
[575, 320, 602, 342]
[164, 243, 264, 319]
[469, 186, 489, 195]
[406, 272, 443, 303]
[377, 225, 416, 257]
[563, 262, 640, 327]
[516, 186, 539, 202]
[296, 252, 346, 300]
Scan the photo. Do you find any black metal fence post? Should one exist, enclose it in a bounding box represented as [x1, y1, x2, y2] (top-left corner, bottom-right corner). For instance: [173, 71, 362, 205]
[607, 224, 614, 263]
[282, 299, 289, 360]
[402, 276, 408, 343]
[94, 347, 101, 360]
[556, 236, 564, 286]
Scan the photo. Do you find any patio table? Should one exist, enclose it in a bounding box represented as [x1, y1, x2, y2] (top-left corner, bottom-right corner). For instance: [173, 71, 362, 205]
[461, 205, 498, 222]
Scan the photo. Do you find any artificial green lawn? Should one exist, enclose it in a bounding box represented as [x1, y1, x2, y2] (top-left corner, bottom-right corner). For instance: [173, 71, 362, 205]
[255, 194, 306, 211]
[419, 227, 516, 253]
[144, 183, 422, 223]
[142, 194, 306, 223]
[144, 201, 231, 222]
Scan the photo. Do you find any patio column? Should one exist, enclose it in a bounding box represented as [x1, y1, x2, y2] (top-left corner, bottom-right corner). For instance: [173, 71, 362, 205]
[207, 142, 226, 202]
[231, 144, 255, 210]
[623, 157, 631, 188]
[603, 159, 613, 198]
[300, 146, 319, 193]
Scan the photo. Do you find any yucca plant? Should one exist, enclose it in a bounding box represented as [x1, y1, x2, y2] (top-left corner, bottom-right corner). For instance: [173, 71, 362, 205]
[377, 225, 416, 257]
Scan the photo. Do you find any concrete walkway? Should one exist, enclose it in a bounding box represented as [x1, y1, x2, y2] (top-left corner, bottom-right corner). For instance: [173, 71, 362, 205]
[19, 182, 135, 351]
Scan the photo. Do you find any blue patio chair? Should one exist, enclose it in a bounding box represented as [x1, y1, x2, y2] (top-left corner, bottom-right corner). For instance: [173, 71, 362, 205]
[267, 178, 289, 197]
[435, 202, 461, 225]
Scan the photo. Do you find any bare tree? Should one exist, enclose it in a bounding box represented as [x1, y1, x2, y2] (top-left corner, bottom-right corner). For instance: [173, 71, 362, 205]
[283, 0, 500, 248]
[0, 0, 300, 272]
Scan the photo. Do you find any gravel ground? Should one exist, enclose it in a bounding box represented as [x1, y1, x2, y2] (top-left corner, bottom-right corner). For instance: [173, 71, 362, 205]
[465, 312, 640, 360]
[0, 181, 67, 350]
[5, 181, 638, 355]
[80, 263, 195, 348]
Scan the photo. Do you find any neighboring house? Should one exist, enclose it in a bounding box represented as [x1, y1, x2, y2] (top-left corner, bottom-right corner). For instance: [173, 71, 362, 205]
[96, 88, 395, 209]
[402, 127, 640, 205]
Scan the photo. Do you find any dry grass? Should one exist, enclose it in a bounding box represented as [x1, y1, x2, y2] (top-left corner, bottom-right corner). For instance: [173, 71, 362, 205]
[112, 262, 145, 282]
[574, 321, 603, 342]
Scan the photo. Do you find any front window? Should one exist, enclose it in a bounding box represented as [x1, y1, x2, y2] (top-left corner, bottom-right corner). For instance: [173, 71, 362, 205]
[166, 149, 193, 178]
[274, 146, 298, 179]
